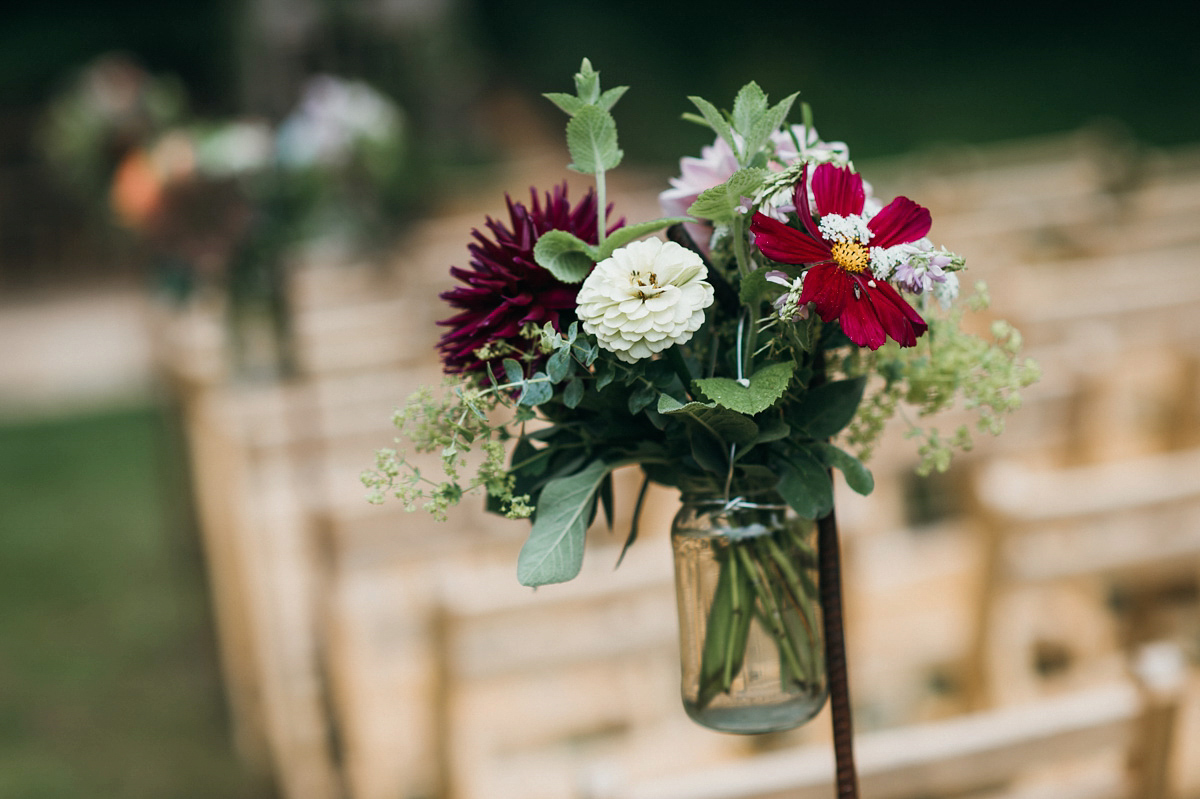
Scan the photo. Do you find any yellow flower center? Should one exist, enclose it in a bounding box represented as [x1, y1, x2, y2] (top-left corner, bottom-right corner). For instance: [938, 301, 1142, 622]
[831, 240, 870, 273]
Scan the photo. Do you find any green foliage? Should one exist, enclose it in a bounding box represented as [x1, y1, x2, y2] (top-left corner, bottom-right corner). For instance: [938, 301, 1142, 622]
[688, 168, 767, 223]
[694, 362, 795, 416]
[517, 459, 612, 586]
[533, 230, 596, 282]
[567, 104, 623, 174]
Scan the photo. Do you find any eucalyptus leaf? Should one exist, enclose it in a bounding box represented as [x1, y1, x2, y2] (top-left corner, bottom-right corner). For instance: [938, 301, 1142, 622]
[502, 358, 523, 385]
[533, 230, 597, 283]
[815, 442, 875, 496]
[518, 375, 553, 407]
[563, 378, 584, 409]
[776, 449, 834, 520]
[791, 376, 866, 439]
[694, 361, 795, 416]
[595, 216, 693, 260]
[547, 347, 572, 383]
[517, 460, 611, 586]
[687, 168, 766, 224]
[567, 104, 623, 174]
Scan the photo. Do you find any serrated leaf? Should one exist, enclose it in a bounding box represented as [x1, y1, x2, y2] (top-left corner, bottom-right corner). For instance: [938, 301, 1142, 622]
[567, 104, 622, 174]
[533, 230, 597, 283]
[792, 376, 867, 439]
[776, 449, 833, 520]
[731, 81, 769, 141]
[657, 395, 759, 446]
[563, 378, 584, 408]
[738, 264, 774, 305]
[815, 442, 874, 496]
[517, 460, 611, 586]
[751, 91, 799, 156]
[688, 95, 736, 158]
[502, 358, 523, 385]
[595, 217, 693, 260]
[597, 85, 628, 111]
[687, 168, 766, 223]
[694, 362, 795, 415]
[544, 92, 584, 116]
[574, 58, 600, 104]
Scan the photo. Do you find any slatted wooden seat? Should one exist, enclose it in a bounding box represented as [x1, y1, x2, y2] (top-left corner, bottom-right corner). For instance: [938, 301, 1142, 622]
[591, 642, 1185, 799]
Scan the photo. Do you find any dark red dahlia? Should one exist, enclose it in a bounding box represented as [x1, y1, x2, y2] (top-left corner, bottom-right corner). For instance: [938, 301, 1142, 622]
[437, 184, 619, 377]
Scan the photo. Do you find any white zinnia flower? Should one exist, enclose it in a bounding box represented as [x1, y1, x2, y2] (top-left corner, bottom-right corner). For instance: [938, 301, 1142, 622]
[576, 239, 714, 364]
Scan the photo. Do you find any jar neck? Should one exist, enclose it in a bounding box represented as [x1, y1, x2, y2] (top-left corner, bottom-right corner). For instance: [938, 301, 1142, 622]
[679, 490, 788, 513]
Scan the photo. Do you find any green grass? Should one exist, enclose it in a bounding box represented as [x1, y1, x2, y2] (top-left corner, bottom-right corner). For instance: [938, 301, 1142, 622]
[0, 404, 275, 799]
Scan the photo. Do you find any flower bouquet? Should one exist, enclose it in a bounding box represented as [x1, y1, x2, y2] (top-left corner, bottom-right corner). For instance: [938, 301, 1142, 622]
[364, 60, 1037, 735]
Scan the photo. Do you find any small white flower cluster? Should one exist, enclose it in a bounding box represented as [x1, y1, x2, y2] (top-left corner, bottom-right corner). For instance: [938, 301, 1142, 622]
[869, 238, 965, 307]
[818, 213, 872, 244]
[576, 239, 715, 363]
[765, 270, 809, 322]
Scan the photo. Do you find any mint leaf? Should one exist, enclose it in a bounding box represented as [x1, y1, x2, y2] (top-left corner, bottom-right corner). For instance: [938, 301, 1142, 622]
[751, 91, 799, 158]
[687, 168, 766, 223]
[791, 377, 867, 439]
[737, 263, 774, 305]
[544, 92, 585, 116]
[597, 85, 629, 111]
[731, 81, 769, 143]
[694, 362, 795, 416]
[688, 95, 736, 158]
[815, 442, 874, 496]
[567, 104, 622, 174]
[517, 460, 611, 586]
[574, 58, 601, 105]
[656, 395, 759, 446]
[533, 230, 597, 283]
[595, 217, 693, 261]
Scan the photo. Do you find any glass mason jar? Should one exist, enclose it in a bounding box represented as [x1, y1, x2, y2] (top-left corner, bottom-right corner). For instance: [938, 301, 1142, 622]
[671, 494, 827, 733]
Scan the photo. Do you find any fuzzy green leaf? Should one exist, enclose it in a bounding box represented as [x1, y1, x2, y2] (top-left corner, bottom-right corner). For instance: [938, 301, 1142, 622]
[687, 168, 766, 223]
[657, 395, 759, 446]
[517, 459, 611, 586]
[533, 230, 597, 283]
[595, 216, 693, 260]
[544, 92, 584, 116]
[751, 92, 799, 157]
[573, 58, 601, 104]
[688, 95, 736, 158]
[731, 82, 769, 143]
[776, 449, 834, 520]
[791, 377, 867, 439]
[738, 262, 775, 305]
[566, 104, 622, 174]
[597, 85, 629, 111]
[694, 362, 795, 416]
[815, 442, 875, 496]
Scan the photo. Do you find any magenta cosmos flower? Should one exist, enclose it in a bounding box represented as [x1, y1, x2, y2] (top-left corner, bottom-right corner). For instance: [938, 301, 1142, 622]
[750, 163, 931, 350]
[437, 184, 618, 376]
